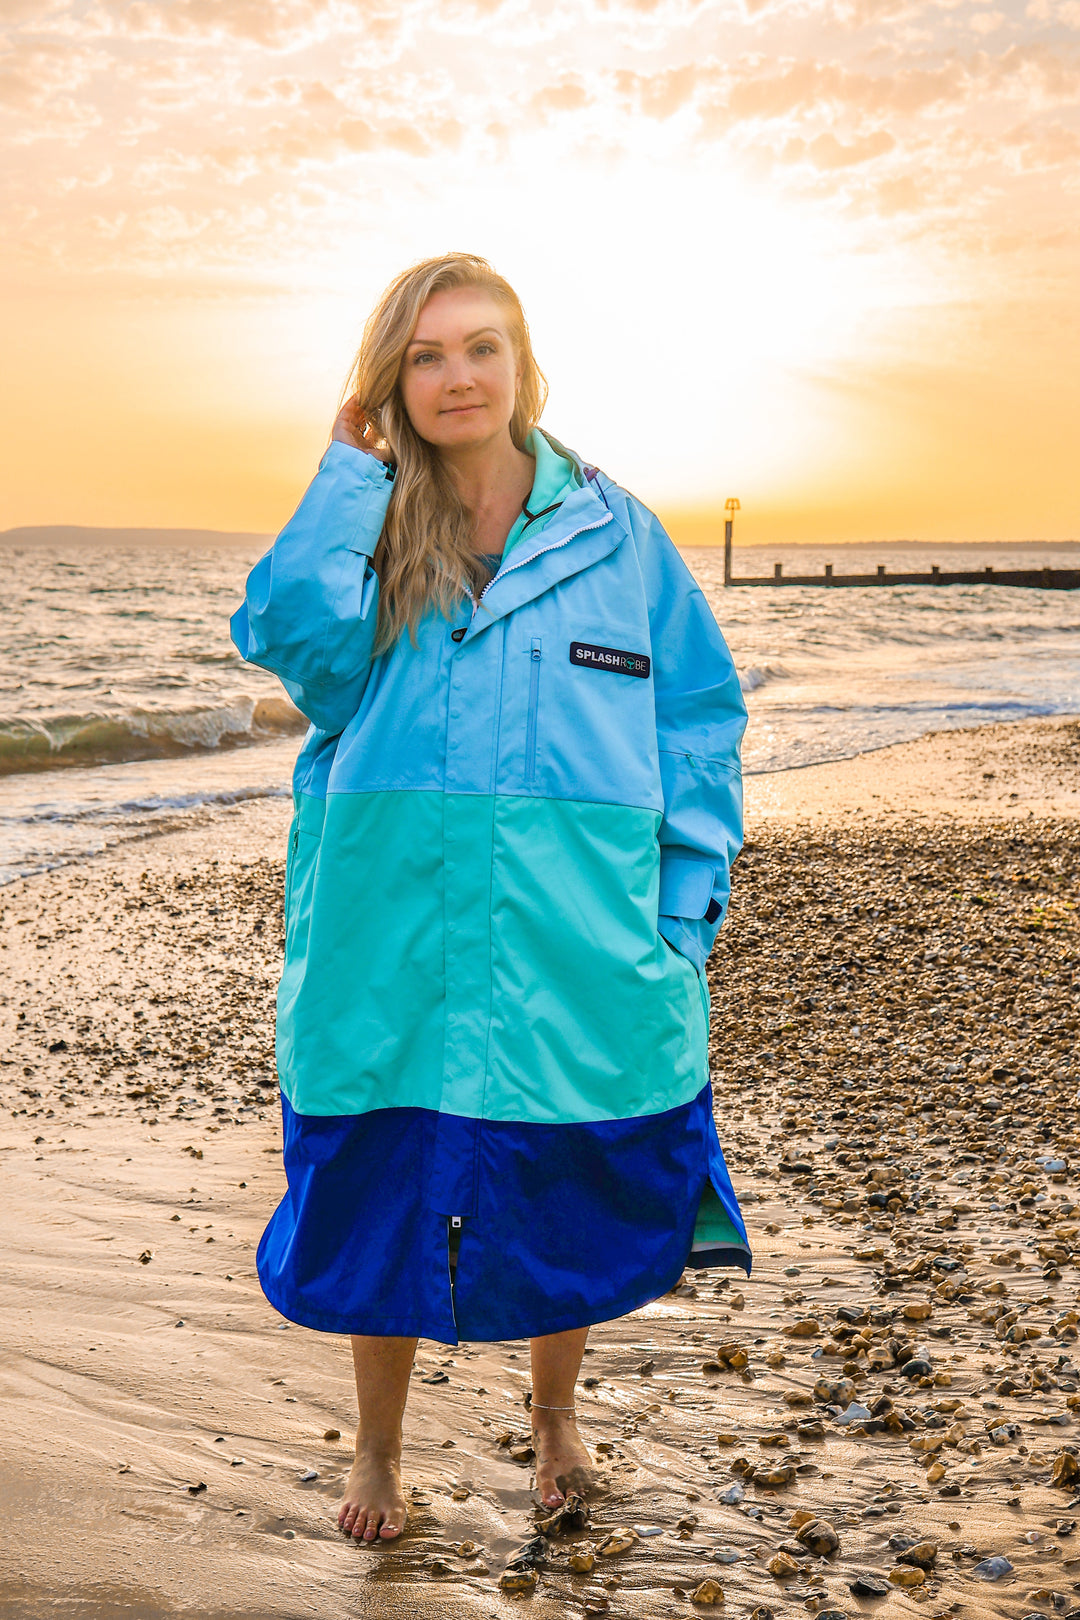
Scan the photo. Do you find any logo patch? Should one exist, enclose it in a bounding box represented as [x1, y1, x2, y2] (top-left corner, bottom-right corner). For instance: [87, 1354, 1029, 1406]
[570, 641, 651, 679]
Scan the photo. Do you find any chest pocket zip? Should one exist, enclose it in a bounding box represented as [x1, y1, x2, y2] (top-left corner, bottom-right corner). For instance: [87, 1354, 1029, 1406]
[525, 637, 542, 789]
[284, 815, 301, 915]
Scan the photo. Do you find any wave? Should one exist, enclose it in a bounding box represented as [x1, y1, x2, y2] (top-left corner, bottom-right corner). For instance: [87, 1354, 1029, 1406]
[0, 696, 306, 777]
[3, 777, 291, 829]
[738, 663, 790, 694]
[2, 780, 293, 830]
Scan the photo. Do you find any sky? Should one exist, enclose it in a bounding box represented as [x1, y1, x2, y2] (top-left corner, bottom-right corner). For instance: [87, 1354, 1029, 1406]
[1, 0, 1078, 545]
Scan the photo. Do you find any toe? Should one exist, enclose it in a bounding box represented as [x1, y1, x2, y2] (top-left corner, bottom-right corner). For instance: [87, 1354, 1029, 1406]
[351, 1509, 369, 1540]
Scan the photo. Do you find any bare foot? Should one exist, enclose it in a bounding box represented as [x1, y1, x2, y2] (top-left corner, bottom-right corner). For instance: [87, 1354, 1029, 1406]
[337, 1436, 408, 1542]
[531, 1412, 596, 1509]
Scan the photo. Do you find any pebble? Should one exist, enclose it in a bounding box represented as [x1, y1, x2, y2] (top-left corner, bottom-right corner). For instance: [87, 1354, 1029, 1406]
[833, 1403, 874, 1427]
[849, 1574, 890, 1596]
[888, 1566, 926, 1587]
[896, 1540, 938, 1569]
[972, 1555, 1014, 1580]
[596, 1528, 638, 1557]
[795, 1519, 840, 1556]
[498, 1568, 538, 1593]
[297, 1469, 318, 1482]
[688, 1578, 725, 1605]
[538, 1493, 589, 1534]
[767, 1552, 801, 1578]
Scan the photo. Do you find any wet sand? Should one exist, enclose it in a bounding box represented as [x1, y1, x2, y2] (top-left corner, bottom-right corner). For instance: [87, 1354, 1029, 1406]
[1, 715, 1078, 1620]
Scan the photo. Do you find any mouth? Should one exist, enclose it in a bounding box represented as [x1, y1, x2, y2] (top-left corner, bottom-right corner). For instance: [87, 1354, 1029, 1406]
[441, 403, 484, 415]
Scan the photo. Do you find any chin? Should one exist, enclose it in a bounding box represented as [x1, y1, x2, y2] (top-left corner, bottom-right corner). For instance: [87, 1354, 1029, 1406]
[428, 410, 504, 448]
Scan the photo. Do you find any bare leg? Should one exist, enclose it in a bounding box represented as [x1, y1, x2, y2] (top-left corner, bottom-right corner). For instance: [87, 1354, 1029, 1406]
[530, 1326, 594, 1509]
[338, 1335, 417, 1542]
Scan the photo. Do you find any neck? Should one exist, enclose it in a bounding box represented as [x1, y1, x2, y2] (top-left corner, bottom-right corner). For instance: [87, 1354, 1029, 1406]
[438, 431, 533, 516]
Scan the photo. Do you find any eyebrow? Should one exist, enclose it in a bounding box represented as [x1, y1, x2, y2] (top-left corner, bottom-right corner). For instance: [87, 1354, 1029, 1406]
[406, 326, 502, 349]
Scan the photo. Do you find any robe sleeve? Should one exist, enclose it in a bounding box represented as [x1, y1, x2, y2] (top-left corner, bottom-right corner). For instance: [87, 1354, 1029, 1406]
[634, 502, 747, 973]
[230, 440, 392, 735]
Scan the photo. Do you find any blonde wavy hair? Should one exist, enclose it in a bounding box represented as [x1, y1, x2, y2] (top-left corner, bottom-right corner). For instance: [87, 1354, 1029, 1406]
[341, 253, 548, 653]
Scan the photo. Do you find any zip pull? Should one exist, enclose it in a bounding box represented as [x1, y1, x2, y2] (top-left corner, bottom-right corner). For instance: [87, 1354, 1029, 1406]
[451, 1216, 462, 1230]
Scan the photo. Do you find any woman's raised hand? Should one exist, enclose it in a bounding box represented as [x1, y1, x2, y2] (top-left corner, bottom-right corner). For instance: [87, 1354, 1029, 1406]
[331, 396, 392, 463]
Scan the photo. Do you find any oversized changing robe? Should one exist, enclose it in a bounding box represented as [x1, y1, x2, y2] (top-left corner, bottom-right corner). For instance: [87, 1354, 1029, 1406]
[231, 429, 751, 1345]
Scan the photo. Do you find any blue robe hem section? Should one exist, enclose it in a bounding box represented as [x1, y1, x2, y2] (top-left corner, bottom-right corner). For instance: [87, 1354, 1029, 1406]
[257, 1243, 718, 1346]
[449, 1258, 692, 1345]
[255, 1269, 449, 1342]
[256, 1088, 751, 1344]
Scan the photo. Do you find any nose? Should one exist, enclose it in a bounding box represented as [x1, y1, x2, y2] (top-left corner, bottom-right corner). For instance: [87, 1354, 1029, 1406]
[444, 356, 475, 394]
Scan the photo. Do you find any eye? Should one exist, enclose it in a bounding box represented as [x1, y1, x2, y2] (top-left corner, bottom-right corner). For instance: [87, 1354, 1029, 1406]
[473, 341, 497, 356]
[412, 350, 439, 365]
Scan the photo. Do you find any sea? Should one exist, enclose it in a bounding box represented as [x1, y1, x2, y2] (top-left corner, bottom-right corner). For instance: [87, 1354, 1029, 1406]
[2, 533, 1078, 884]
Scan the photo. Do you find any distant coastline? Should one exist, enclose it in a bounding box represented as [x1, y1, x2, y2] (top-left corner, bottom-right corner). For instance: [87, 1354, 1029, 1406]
[0, 524, 272, 548]
[2, 523, 1077, 550]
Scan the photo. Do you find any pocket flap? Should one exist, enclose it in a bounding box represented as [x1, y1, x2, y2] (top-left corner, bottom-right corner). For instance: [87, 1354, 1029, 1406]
[658, 857, 715, 919]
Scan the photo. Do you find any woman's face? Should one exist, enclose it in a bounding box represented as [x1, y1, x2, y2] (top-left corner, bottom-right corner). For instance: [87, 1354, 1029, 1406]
[399, 287, 521, 452]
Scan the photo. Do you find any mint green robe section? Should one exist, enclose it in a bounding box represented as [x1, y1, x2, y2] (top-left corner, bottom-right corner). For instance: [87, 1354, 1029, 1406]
[279, 789, 708, 1125]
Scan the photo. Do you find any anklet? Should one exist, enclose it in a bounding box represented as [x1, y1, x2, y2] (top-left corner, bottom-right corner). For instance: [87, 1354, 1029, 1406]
[530, 1401, 576, 1412]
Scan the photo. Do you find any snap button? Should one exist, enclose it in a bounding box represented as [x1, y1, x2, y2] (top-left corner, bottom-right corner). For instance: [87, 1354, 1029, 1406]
[450, 627, 466, 642]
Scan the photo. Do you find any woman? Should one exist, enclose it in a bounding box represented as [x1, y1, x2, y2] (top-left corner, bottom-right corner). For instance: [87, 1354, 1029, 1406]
[231, 252, 751, 1546]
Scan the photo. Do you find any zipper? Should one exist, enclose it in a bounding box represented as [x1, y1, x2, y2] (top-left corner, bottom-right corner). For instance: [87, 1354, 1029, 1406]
[525, 638, 542, 788]
[470, 512, 614, 617]
[447, 1215, 463, 1314]
[284, 815, 300, 915]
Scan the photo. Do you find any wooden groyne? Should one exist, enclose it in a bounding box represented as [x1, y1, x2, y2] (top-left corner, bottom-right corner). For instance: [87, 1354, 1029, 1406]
[717, 504, 1079, 589]
[724, 562, 1080, 590]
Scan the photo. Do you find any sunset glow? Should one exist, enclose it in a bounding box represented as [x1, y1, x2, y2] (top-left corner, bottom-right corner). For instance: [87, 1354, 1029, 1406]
[2, 0, 1077, 543]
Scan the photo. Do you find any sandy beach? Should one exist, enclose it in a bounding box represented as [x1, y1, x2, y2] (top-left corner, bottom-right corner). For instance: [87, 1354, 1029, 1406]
[2, 714, 1078, 1620]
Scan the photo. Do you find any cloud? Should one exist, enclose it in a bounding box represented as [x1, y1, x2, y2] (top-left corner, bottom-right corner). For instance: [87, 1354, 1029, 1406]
[1027, 0, 1080, 26]
[1001, 117, 1080, 167]
[1, 0, 1077, 284]
[969, 10, 1006, 33]
[783, 127, 896, 166]
[0, 37, 109, 110]
[531, 76, 590, 115]
[119, 0, 349, 50]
